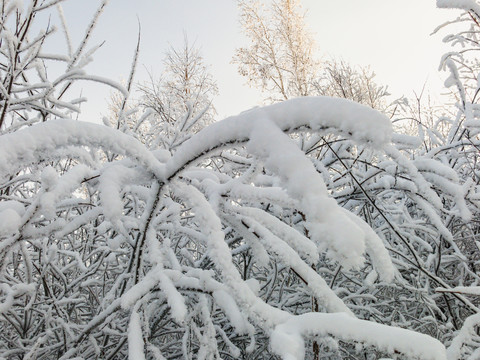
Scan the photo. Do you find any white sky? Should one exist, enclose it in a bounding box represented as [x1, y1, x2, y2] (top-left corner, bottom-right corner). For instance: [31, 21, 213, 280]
[44, 0, 458, 122]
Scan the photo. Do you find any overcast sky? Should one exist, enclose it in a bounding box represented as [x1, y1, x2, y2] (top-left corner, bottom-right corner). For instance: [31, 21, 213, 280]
[45, 1, 458, 122]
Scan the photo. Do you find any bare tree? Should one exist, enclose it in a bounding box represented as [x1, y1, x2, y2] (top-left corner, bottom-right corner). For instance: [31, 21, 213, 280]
[314, 60, 390, 111]
[137, 35, 218, 150]
[233, 0, 318, 101]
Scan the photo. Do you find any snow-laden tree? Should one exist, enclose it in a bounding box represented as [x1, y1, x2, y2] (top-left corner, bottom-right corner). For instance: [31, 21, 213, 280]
[305, 2, 480, 358]
[234, 1, 480, 359]
[424, 1, 480, 358]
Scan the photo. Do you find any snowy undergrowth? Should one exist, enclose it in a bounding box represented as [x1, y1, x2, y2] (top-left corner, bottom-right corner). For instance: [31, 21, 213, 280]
[0, 96, 451, 359]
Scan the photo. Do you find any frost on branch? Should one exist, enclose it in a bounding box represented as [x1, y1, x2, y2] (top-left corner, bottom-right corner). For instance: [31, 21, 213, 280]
[0, 0, 128, 134]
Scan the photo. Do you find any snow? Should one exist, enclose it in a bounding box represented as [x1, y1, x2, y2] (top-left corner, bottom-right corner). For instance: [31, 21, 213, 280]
[391, 133, 423, 149]
[212, 289, 253, 334]
[162, 97, 395, 278]
[247, 117, 366, 270]
[122, 266, 187, 324]
[238, 206, 319, 264]
[165, 96, 391, 179]
[413, 157, 471, 221]
[0, 200, 25, 217]
[0, 283, 36, 315]
[339, 208, 395, 282]
[447, 313, 480, 360]
[55, 207, 103, 237]
[0, 208, 21, 237]
[238, 215, 354, 315]
[437, 286, 480, 295]
[122, 226, 189, 324]
[128, 310, 146, 360]
[437, 0, 480, 14]
[0, 119, 165, 181]
[69, 73, 129, 97]
[173, 182, 290, 329]
[271, 313, 447, 360]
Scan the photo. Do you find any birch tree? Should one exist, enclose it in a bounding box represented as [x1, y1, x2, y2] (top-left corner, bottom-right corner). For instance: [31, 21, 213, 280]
[234, 0, 389, 110]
